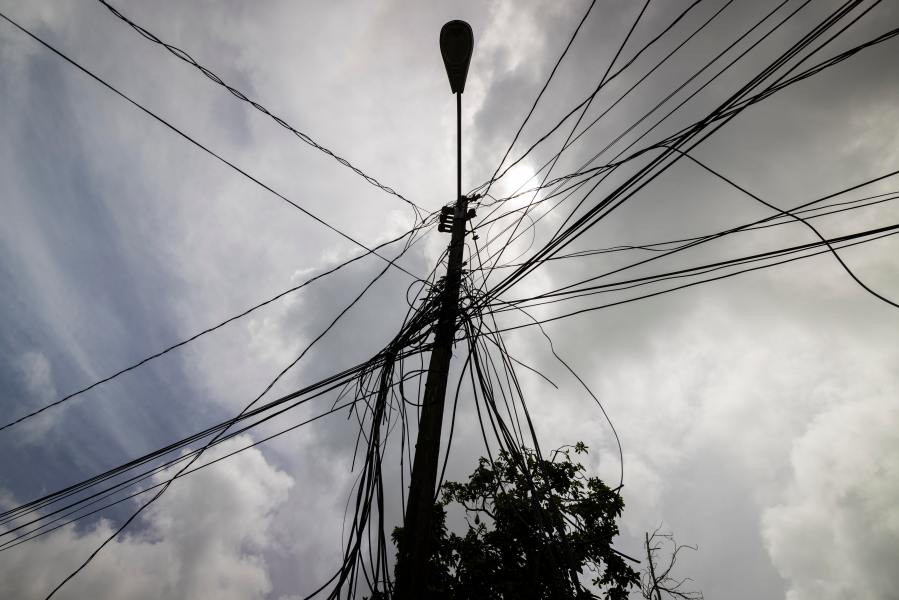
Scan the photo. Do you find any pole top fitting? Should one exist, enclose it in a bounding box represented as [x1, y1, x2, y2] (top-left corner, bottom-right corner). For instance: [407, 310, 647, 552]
[440, 20, 473, 94]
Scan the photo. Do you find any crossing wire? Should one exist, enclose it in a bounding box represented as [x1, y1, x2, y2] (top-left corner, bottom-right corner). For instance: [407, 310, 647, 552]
[486, 223, 899, 333]
[475, 189, 899, 270]
[0, 11, 424, 281]
[40, 224, 423, 600]
[0, 9, 440, 436]
[480, 0, 877, 305]
[479, 0, 598, 203]
[0, 227, 428, 433]
[95, 0, 426, 219]
[474, 0, 706, 199]
[496, 222, 899, 311]
[6, 2, 896, 598]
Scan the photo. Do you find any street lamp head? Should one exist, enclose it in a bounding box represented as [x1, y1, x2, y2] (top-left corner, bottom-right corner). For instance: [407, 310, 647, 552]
[440, 20, 473, 94]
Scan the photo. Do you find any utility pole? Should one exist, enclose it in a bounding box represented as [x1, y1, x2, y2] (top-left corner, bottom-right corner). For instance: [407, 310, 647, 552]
[394, 20, 473, 600]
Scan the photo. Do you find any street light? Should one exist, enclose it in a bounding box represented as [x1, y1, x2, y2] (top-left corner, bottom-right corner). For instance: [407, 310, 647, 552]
[440, 20, 473, 204]
[440, 20, 473, 94]
[394, 19, 475, 600]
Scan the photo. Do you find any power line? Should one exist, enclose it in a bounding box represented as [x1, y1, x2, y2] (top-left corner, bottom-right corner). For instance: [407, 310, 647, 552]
[95, 0, 426, 219]
[41, 228, 422, 599]
[0, 8, 436, 435]
[5, 3, 896, 598]
[0, 344, 429, 530]
[499, 222, 899, 310]
[478, 0, 656, 290]
[469, 0, 809, 277]
[484, 0, 797, 220]
[474, 0, 706, 198]
[670, 147, 899, 309]
[467, 0, 762, 295]
[524, 167, 899, 308]
[479, 0, 878, 305]
[478, 189, 899, 269]
[487, 222, 899, 332]
[0, 366, 432, 551]
[478, 0, 597, 201]
[0, 226, 428, 433]
[470, 0, 838, 282]
[0, 10, 423, 281]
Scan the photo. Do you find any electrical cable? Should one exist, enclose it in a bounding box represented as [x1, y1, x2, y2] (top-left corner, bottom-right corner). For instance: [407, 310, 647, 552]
[479, 0, 598, 202]
[41, 232, 421, 599]
[0, 227, 426, 433]
[480, 0, 876, 306]
[0, 10, 423, 282]
[95, 0, 426, 219]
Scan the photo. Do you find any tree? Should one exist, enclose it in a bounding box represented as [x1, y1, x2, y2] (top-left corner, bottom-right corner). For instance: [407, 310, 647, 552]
[389, 443, 638, 599]
[640, 526, 703, 600]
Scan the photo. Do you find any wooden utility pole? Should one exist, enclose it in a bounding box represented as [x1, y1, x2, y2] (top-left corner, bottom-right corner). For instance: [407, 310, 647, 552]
[394, 20, 473, 600]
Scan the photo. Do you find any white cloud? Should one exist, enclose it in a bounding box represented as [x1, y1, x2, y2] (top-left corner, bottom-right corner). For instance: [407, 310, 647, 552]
[0, 436, 293, 600]
[762, 386, 899, 600]
[14, 351, 57, 402]
[11, 351, 60, 439]
[3, 1, 899, 598]
[506, 286, 899, 598]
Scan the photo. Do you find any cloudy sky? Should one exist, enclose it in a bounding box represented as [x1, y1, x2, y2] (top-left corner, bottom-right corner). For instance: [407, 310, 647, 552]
[1, 0, 898, 598]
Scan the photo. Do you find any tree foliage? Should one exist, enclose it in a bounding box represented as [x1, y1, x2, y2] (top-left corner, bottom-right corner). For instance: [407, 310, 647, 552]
[390, 443, 638, 599]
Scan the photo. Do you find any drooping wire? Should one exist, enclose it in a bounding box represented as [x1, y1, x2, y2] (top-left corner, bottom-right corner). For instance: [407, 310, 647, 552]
[670, 147, 899, 309]
[41, 231, 422, 599]
[478, 190, 899, 270]
[479, 0, 879, 307]
[497, 222, 899, 313]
